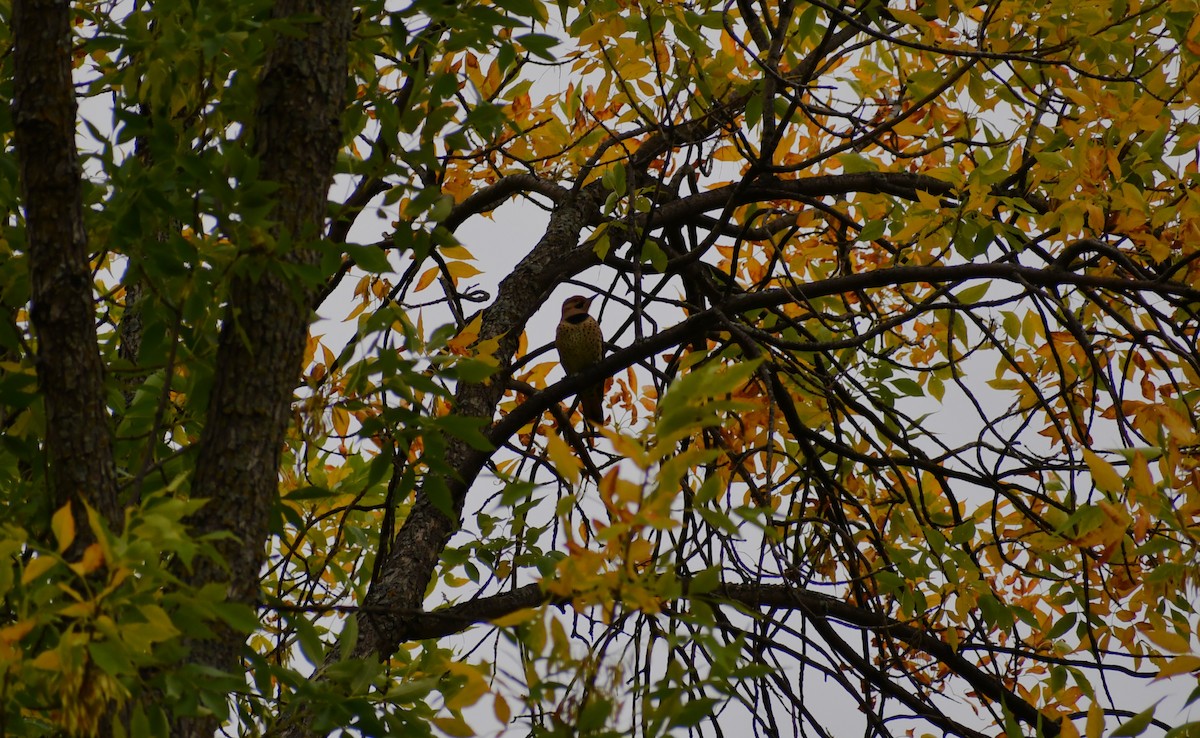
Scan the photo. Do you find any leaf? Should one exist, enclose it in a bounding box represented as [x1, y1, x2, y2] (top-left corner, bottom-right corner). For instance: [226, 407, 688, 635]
[1156, 655, 1200, 679]
[889, 8, 927, 26]
[516, 33, 560, 61]
[340, 614, 359, 661]
[1082, 449, 1124, 495]
[545, 429, 581, 485]
[343, 243, 392, 273]
[1086, 701, 1105, 738]
[688, 566, 721, 594]
[837, 152, 879, 173]
[1111, 703, 1158, 737]
[491, 608, 540, 627]
[21, 555, 57, 584]
[51, 503, 77, 553]
[955, 281, 991, 305]
[415, 266, 439, 292]
[654, 358, 762, 445]
[493, 693, 512, 724]
[1144, 626, 1190, 654]
[444, 662, 489, 711]
[89, 639, 134, 675]
[669, 696, 718, 728]
[431, 715, 475, 737]
[891, 378, 924, 397]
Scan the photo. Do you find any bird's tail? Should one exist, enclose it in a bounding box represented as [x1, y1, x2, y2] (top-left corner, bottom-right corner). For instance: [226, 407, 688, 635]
[581, 384, 605, 424]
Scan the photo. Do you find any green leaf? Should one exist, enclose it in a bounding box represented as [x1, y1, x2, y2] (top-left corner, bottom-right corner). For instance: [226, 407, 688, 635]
[1112, 703, 1158, 737]
[577, 697, 613, 731]
[837, 152, 879, 173]
[343, 243, 393, 273]
[669, 696, 718, 728]
[858, 219, 886, 242]
[955, 281, 991, 305]
[655, 358, 763, 445]
[340, 614, 359, 661]
[642, 240, 668, 272]
[688, 566, 721, 594]
[211, 601, 262, 634]
[516, 33, 560, 61]
[293, 617, 326, 664]
[89, 640, 134, 675]
[891, 378, 924, 397]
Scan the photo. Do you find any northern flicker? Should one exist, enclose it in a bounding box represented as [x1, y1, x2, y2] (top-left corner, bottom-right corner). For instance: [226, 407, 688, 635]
[556, 295, 605, 424]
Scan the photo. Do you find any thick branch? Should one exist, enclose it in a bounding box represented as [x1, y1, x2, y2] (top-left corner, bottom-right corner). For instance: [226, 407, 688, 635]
[646, 172, 958, 230]
[490, 262, 1200, 453]
[352, 186, 605, 660]
[12, 0, 120, 530]
[444, 173, 571, 231]
[179, 3, 352, 735]
[395, 580, 1057, 736]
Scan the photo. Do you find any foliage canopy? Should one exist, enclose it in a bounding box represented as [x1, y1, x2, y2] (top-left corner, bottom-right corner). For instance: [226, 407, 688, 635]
[2, 0, 1200, 736]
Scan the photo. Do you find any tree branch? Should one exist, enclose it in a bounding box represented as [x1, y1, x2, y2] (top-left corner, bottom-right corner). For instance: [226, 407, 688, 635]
[391, 579, 1059, 736]
[179, 3, 353, 735]
[13, 0, 121, 532]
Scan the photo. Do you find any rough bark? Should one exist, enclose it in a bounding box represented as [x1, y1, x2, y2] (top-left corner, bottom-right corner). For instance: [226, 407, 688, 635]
[175, 2, 352, 735]
[12, 0, 121, 532]
[352, 190, 605, 660]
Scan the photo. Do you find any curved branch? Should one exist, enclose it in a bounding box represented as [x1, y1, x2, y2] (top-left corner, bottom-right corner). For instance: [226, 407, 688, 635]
[444, 173, 571, 231]
[396, 579, 1059, 736]
[646, 171, 957, 230]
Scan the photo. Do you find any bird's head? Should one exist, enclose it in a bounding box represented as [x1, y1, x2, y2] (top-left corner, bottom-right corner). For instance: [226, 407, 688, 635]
[560, 295, 594, 319]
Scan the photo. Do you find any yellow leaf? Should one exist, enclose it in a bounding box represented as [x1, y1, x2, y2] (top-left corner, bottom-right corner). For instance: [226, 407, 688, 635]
[444, 662, 489, 712]
[545, 430, 581, 486]
[21, 555, 57, 585]
[1058, 715, 1081, 738]
[626, 537, 652, 567]
[1129, 452, 1155, 502]
[0, 619, 35, 645]
[431, 715, 475, 737]
[447, 314, 483, 354]
[712, 145, 743, 162]
[415, 266, 439, 292]
[890, 8, 927, 26]
[1156, 654, 1200, 679]
[1086, 700, 1104, 738]
[447, 261, 483, 280]
[443, 573, 470, 588]
[30, 648, 61, 670]
[1082, 449, 1123, 495]
[332, 406, 350, 437]
[1158, 406, 1200, 444]
[915, 188, 942, 211]
[51, 503, 75, 554]
[491, 607, 539, 627]
[471, 336, 502, 366]
[549, 616, 570, 658]
[494, 694, 512, 724]
[520, 361, 554, 386]
[303, 334, 321, 367]
[439, 245, 474, 260]
[1144, 626, 1190, 654]
[61, 600, 98, 619]
[1096, 500, 1131, 529]
[69, 544, 105, 576]
[602, 429, 647, 468]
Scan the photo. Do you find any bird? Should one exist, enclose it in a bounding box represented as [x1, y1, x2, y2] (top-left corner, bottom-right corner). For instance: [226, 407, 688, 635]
[555, 294, 605, 424]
